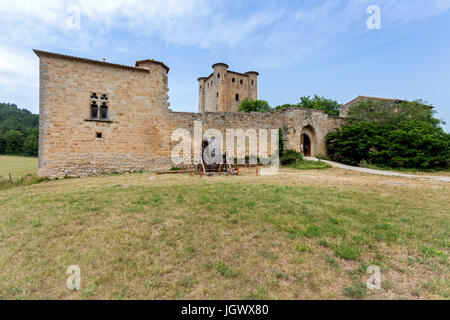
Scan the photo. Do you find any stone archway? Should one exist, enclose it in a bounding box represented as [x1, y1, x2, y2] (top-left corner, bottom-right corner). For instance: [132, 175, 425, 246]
[301, 125, 316, 157]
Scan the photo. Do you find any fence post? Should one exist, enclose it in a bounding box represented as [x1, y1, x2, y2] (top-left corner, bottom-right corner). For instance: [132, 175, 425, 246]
[8, 173, 12, 184]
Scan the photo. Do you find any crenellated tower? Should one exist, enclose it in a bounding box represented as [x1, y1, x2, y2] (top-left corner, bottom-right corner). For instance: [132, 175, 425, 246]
[198, 63, 258, 113]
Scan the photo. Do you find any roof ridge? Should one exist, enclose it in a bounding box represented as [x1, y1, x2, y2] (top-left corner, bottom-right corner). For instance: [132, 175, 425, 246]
[33, 49, 150, 73]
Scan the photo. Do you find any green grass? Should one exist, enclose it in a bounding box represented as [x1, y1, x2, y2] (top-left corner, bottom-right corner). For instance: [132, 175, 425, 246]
[0, 155, 38, 180]
[0, 170, 448, 300]
[292, 160, 331, 170]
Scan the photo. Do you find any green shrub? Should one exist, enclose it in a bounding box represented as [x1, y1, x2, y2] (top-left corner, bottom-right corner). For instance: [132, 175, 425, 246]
[326, 120, 450, 169]
[326, 99, 450, 169]
[275, 95, 341, 116]
[238, 99, 272, 113]
[280, 150, 303, 166]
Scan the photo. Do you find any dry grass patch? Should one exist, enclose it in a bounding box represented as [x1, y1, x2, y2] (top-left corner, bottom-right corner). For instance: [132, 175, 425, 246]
[0, 168, 448, 300]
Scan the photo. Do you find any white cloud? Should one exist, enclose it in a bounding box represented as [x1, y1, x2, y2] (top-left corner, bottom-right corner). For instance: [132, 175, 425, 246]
[0, 0, 450, 111]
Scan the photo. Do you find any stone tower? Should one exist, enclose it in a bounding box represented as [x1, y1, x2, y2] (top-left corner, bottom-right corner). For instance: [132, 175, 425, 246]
[198, 63, 258, 113]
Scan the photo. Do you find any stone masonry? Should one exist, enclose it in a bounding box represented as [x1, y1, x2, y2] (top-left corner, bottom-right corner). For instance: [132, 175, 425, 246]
[198, 63, 258, 113]
[35, 50, 345, 178]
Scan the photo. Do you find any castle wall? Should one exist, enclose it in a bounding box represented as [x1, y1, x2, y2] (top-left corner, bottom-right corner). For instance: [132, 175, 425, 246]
[198, 64, 258, 113]
[37, 51, 170, 178]
[226, 72, 251, 112]
[36, 51, 345, 178]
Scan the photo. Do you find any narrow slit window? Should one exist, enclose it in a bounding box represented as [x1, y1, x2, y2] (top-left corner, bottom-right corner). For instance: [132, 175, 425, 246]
[235, 94, 240, 102]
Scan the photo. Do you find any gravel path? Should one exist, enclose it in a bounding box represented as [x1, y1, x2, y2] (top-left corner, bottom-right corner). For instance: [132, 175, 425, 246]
[305, 157, 450, 182]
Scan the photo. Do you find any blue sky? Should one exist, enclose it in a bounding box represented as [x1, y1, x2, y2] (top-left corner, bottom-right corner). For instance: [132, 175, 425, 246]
[0, 0, 449, 131]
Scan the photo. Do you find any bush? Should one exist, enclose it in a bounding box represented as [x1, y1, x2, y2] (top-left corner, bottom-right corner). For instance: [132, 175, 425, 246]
[326, 120, 450, 169]
[238, 99, 271, 113]
[275, 95, 341, 116]
[326, 99, 450, 169]
[280, 150, 303, 166]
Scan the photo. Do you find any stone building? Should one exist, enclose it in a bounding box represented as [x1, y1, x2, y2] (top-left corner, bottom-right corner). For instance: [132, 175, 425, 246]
[34, 49, 348, 178]
[198, 63, 258, 113]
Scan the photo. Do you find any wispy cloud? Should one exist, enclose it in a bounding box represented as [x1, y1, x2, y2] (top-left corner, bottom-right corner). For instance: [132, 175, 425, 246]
[0, 0, 449, 110]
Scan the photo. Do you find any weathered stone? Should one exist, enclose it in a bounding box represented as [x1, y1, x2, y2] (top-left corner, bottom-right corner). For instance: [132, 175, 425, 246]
[35, 50, 345, 178]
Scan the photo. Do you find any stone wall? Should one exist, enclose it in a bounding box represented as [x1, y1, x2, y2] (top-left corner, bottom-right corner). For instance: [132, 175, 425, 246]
[36, 50, 345, 178]
[36, 50, 171, 178]
[198, 64, 258, 113]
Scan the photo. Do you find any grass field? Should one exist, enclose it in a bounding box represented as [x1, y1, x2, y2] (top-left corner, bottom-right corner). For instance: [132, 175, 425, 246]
[0, 155, 37, 180]
[0, 159, 448, 300]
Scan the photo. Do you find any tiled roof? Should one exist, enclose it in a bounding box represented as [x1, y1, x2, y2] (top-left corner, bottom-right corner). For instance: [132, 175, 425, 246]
[34, 49, 150, 73]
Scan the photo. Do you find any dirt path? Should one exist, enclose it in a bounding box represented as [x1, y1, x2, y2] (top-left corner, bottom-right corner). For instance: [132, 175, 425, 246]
[305, 157, 450, 182]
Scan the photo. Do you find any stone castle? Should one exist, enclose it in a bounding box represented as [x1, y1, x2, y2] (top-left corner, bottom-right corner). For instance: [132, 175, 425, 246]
[34, 49, 359, 178]
[198, 63, 258, 113]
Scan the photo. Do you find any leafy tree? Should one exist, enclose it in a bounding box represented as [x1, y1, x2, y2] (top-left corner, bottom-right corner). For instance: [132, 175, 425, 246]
[4, 130, 25, 155]
[238, 99, 272, 113]
[346, 99, 440, 126]
[275, 95, 341, 116]
[326, 99, 450, 169]
[0, 103, 39, 156]
[22, 128, 39, 156]
[0, 134, 5, 154]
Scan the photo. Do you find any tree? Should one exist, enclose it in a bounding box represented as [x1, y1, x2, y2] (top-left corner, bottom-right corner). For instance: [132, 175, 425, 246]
[346, 99, 439, 126]
[22, 128, 39, 156]
[0, 134, 5, 154]
[275, 95, 341, 116]
[4, 130, 24, 155]
[238, 99, 272, 113]
[326, 103, 450, 169]
[0, 103, 39, 156]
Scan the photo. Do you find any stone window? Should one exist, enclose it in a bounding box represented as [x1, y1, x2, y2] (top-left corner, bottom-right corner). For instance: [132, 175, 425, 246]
[217, 92, 219, 98]
[91, 101, 98, 118]
[96, 132, 103, 139]
[100, 102, 108, 119]
[217, 73, 220, 78]
[90, 92, 109, 120]
[235, 93, 240, 102]
[232, 78, 235, 83]
[240, 79, 243, 85]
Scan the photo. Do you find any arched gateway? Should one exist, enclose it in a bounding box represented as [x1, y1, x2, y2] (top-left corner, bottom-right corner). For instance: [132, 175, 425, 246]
[300, 125, 316, 157]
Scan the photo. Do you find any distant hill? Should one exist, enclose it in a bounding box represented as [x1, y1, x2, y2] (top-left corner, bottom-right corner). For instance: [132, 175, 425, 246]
[0, 103, 38, 156]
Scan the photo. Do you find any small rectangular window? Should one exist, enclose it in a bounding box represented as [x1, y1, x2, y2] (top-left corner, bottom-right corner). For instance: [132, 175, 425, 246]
[96, 132, 102, 139]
